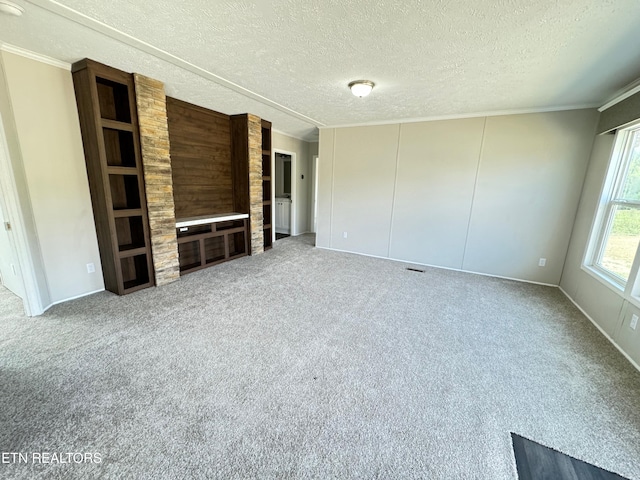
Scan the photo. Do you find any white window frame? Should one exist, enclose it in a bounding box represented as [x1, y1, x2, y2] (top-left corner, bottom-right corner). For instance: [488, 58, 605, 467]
[583, 121, 640, 303]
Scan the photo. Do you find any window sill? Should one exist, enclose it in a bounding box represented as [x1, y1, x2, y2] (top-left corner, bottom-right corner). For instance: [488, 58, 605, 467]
[580, 264, 625, 296]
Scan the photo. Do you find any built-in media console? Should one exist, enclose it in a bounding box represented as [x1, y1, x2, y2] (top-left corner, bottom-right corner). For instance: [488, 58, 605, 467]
[176, 213, 249, 275]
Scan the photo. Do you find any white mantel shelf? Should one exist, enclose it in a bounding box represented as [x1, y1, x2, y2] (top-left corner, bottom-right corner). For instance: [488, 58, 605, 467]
[175, 212, 249, 229]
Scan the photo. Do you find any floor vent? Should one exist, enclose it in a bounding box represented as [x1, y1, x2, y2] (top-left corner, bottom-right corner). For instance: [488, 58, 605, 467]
[406, 267, 425, 273]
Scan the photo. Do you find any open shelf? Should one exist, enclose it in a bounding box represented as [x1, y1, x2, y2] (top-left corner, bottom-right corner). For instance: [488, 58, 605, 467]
[120, 253, 150, 290]
[115, 216, 146, 252]
[262, 181, 271, 202]
[204, 236, 225, 264]
[177, 224, 211, 237]
[178, 241, 201, 273]
[262, 154, 271, 176]
[261, 119, 272, 251]
[96, 76, 132, 123]
[263, 203, 271, 226]
[261, 125, 271, 152]
[216, 219, 245, 231]
[109, 174, 142, 210]
[229, 231, 247, 258]
[263, 227, 273, 249]
[103, 128, 136, 167]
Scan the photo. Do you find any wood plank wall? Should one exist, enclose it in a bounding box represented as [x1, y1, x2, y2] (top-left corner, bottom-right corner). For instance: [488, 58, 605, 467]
[166, 97, 233, 219]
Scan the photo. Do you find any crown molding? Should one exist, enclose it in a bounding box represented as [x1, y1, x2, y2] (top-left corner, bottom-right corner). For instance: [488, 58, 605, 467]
[272, 128, 318, 143]
[320, 103, 600, 130]
[598, 78, 640, 112]
[0, 43, 71, 70]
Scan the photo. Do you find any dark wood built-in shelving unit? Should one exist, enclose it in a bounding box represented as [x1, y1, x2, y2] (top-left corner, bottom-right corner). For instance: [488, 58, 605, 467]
[176, 215, 248, 275]
[261, 119, 273, 250]
[72, 59, 155, 295]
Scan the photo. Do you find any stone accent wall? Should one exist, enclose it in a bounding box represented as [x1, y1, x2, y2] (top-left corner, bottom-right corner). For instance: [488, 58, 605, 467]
[247, 114, 264, 255]
[133, 74, 180, 286]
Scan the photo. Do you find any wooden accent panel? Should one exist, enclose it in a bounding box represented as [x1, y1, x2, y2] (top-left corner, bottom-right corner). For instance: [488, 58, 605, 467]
[230, 115, 249, 215]
[167, 97, 233, 219]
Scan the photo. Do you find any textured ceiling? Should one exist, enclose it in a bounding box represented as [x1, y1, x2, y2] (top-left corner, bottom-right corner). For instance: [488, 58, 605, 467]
[2, 0, 640, 141]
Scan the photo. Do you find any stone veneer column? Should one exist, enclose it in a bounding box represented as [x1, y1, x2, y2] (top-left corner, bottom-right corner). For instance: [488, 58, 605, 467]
[133, 74, 180, 286]
[247, 114, 264, 255]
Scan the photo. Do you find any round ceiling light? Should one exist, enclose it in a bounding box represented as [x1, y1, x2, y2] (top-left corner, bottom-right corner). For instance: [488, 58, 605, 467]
[349, 80, 375, 98]
[0, 1, 24, 16]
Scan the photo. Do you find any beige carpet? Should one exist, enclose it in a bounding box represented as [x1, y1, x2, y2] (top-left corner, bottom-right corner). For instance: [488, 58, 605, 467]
[1, 234, 639, 479]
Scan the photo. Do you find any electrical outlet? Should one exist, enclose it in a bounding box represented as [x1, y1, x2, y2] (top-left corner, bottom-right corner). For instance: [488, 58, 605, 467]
[86, 263, 95, 274]
[538, 258, 546, 267]
[343, 231, 348, 239]
[631, 314, 638, 330]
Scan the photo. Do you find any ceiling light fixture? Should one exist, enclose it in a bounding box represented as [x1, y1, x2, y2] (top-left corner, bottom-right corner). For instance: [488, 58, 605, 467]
[0, 1, 24, 16]
[349, 80, 375, 98]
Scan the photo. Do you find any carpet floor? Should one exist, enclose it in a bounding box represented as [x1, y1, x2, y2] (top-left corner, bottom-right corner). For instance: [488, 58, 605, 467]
[1, 234, 640, 479]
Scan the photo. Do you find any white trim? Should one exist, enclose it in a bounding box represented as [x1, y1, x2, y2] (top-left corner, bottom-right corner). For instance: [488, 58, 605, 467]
[315, 246, 558, 287]
[310, 155, 318, 233]
[598, 78, 640, 112]
[176, 212, 248, 228]
[320, 104, 599, 130]
[0, 101, 44, 316]
[559, 286, 640, 374]
[272, 128, 316, 143]
[42, 288, 105, 312]
[23, 0, 325, 128]
[0, 43, 71, 70]
[270, 149, 275, 244]
[329, 129, 336, 248]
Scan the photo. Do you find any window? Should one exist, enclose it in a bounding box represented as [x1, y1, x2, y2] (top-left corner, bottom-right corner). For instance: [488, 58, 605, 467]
[586, 124, 640, 290]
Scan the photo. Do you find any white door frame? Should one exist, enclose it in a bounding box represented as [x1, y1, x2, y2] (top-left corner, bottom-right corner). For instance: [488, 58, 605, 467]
[273, 148, 297, 236]
[311, 155, 318, 233]
[0, 189, 24, 297]
[0, 112, 41, 316]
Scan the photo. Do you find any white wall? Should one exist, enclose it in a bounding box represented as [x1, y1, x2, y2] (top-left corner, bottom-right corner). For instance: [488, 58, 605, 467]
[0, 51, 103, 307]
[390, 118, 484, 268]
[272, 132, 313, 235]
[560, 133, 640, 367]
[318, 109, 599, 285]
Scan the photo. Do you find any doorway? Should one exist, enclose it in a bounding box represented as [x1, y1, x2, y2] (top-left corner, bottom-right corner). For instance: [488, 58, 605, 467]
[0, 199, 23, 298]
[0, 111, 38, 316]
[274, 150, 296, 239]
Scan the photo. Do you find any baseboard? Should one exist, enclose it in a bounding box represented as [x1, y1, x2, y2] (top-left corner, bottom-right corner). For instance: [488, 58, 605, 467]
[559, 286, 640, 374]
[42, 288, 105, 313]
[315, 246, 558, 287]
